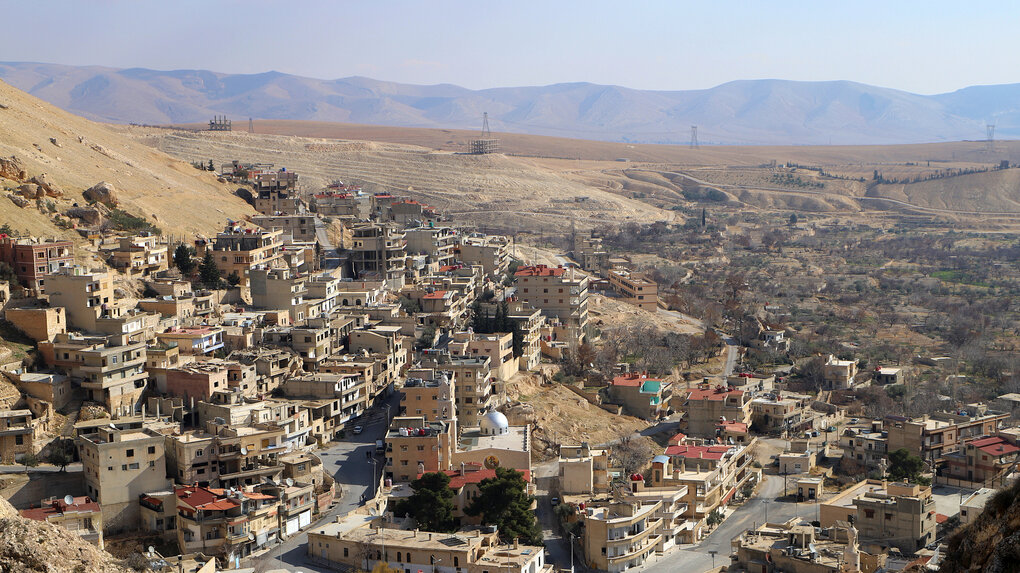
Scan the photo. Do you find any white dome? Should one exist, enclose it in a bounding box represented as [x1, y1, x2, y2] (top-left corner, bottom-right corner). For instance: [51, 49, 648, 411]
[480, 411, 509, 435]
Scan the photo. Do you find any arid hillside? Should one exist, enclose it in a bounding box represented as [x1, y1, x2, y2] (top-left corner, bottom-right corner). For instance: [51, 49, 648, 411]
[118, 126, 673, 233]
[0, 79, 255, 240]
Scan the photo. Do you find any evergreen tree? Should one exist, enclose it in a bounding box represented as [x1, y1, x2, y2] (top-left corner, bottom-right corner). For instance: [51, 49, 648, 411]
[207, 159, 215, 171]
[498, 300, 512, 333]
[465, 467, 541, 544]
[511, 325, 524, 358]
[701, 207, 707, 227]
[395, 472, 457, 532]
[493, 302, 507, 333]
[174, 244, 196, 275]
[470, 300, 487, 332]
[199, 251, 221, 286]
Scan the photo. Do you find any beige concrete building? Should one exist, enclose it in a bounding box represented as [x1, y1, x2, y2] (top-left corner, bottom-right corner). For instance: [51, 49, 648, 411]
[45, 267, 114, 332]
[456, 234, 510, 278]
[157, 326, 225, 355]
[819, 479, 936, 553]
[349, 223, 407, 289]
[580, 500, 663, 572]
[676, 384, 752, 438]
[609, 372, 670, 420]
[109, 235, 168, 277]
[885, 407, 1009, 464]
[960, 488, 996, 525]
[824, 354, 859, 389]
[558, 443, 609, 494]
[77, 424, 171, 532]
[4, 306, 66, 342]
[607, 268, 658, 311]
[0, 236, 74, 293]
[252, 214, 318, 242]
[448, 331, 517, 382]
[196, 225, 285, 290]
[732, 520, 884, 573]
[16, 372, 72, 410]
[306, 520, 551, 573]
[514, 265, 589, 344]
[385, 416, 455, 483]
[43, 334, 147, 415]
[0, 409, 39, 463]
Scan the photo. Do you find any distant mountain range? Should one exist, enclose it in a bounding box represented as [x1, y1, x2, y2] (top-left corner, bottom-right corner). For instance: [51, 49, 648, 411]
[2, 61, 1020, 145]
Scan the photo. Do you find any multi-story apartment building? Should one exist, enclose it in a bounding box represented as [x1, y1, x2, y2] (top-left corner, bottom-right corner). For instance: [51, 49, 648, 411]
[819, 480, 937, 553]
[0, 236, 73, 293]
[20, 496, 104, 549]
[196, 225, 285, 289]
[175, 484, 282, 563]
[281, 373, 367, 440]
[607, 268, 658, 311]
[559, 443, 610, 494]
[45, 267, 114, 332]
[16, 371, 72, 410]
[349, 223, 407, 289]
[732, 521, 884, 573]
[165, 423, 287, 488]
[609, 372, 670, 420]
[445, 356, 498, 427]
[885, 406, 1010, 464]
[77, 424, 170, 532]
[507, 302, 543, 371]
[448, 331, 517, 382]
[676, 384, 752, 438]
[405, 225, 458, 267]
[571, 231, 610, 276]
[384, 415, 455, 483]
[311, 186, 367, 218]
[581, 500, 663, 572]
[514, 264, 589, 344]
[108, 235, 168, 277]
[456, 234, 510, 278]
[944, 434, 1020, 485]
[43, 334, 147, 415]
[751, 393, 812, 434]
[840, 424, 889, 471]
[164, 362, 230, 402]
[252, 214, 318, 242]
[252, 169, 302, 215]
[307, 520, 551, 573]
[250, 267, 307, 317]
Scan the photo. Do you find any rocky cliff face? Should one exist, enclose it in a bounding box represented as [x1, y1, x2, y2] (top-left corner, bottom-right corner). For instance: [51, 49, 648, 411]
[940, 480, 1020, 572]
[0, 496, 132, 573]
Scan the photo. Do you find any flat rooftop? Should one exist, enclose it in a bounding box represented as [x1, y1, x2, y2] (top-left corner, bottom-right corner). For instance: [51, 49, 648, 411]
[459, 426, 529, 452]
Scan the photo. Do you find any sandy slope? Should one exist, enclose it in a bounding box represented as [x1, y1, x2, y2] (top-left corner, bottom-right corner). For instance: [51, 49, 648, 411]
[0, 79, 255, 239]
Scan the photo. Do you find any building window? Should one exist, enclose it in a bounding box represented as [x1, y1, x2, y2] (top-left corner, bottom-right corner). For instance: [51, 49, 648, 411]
[126, 449, 134, 457]
[864, 509, 875, 518]
[148, 446, 156, 454]
[14, 435, 23, 445]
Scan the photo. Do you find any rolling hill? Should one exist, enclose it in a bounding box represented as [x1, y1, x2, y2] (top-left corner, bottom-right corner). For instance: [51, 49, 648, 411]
[3, 62, 1019, 145]
[0, 78, 256, 240]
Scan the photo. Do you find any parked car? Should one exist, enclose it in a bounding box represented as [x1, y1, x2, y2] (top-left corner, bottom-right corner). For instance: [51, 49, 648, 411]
[352, 425, 364, 435]
[550, 497, 560, 507]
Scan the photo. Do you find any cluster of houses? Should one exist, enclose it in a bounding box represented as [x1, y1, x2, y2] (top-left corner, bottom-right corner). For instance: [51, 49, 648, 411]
[0, 165, 603, 571]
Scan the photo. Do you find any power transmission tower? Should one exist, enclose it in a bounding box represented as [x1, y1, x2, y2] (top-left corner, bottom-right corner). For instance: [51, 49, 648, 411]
[482, 112, 491, 138]
[470, 112, 499, 154]
[690, 125, 699, 149]
[248, 118, 254, 133]
[986, 123, 995, 152]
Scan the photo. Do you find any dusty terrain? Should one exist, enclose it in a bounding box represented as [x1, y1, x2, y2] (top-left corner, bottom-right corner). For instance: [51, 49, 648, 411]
[118, 126, 672, 233]
[0, 79, 255, 241]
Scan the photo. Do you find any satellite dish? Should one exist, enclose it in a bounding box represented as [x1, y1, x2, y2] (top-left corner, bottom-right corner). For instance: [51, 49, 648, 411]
[248, 532, 255, 541]
[240, 447, 248, 455]
[147, 546, 155, 557]
[63, 495, 74, 506]
[285, 478, 294, 487]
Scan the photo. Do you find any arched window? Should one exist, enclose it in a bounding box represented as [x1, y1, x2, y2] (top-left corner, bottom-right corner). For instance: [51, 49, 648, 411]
[454, 556, 459, 567]
[397, 552, 402, 562]
[342, 299, 349, 306]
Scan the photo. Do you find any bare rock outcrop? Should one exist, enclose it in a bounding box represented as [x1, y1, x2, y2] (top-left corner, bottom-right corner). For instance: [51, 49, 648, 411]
[29, 173, 62, 197]
[65, 206, 104, 227]
[18, 184, 42, 200]
[82, 181, 118, 207]
[0, 156, 27, 182]
[8, 194, 29, 208]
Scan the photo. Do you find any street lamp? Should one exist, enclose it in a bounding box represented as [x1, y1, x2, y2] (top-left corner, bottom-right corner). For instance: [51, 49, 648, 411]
[762, 499, 770, 523]
[431, 556, 442, 573]
[708, 550, 717, 568]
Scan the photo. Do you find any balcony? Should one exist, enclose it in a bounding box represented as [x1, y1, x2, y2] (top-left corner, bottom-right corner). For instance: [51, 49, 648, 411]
[606, 534, 661, 563]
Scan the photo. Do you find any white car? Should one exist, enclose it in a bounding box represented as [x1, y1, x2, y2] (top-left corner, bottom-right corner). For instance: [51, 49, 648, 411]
[352, 425, 364, 435]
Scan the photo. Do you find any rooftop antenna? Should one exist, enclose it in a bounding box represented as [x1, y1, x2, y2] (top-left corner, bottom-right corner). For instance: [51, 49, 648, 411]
[986, 123, 995, 152]
[690, 125, 699, 149]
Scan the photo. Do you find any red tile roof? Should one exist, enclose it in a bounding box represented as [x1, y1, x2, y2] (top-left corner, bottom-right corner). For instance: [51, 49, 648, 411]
[514, 265, 565, 277]
[175, 485, 240, 511]
[20, 496, 100, 521]
[686, 386, 743, 401]
[423, 468, 531, 490]
[664, 444, 731, 460]
[971, 436, 1020, 457]
[717, 421, 749, 433]
[612, 372, 659, 387]
[668, 432, 687, 446]
[422, 290, 449, 299]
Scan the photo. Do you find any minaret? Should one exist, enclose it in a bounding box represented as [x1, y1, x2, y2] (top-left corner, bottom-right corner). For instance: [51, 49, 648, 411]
[840, 525, 860, 573]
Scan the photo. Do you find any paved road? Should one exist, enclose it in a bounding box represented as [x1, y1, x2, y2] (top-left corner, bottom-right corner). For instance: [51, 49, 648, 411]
[0, 463, 82, 474]
[640, 473, 814, 573]
[248, 393, 399, 572]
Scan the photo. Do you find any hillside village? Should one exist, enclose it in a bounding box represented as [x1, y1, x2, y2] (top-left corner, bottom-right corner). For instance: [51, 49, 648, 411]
[0, 145, 1017, 573]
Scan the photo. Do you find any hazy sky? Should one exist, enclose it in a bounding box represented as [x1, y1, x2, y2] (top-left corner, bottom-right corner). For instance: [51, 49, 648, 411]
[1, 0, 1016, 94]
